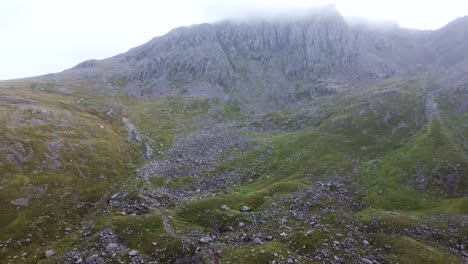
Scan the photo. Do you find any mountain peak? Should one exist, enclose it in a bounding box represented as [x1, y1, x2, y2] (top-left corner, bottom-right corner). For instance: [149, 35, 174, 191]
[62, 10, 468, 106]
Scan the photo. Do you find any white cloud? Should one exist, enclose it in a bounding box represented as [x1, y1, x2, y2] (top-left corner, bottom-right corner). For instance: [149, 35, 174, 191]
[0, 0, 467, 80]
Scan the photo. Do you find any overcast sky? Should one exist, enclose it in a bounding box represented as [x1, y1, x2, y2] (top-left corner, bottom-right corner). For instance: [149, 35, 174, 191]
[1, 0, 468, 80]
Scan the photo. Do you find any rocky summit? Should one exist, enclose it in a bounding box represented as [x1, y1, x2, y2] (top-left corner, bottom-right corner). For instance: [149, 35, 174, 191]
[0, 5, 467, 264]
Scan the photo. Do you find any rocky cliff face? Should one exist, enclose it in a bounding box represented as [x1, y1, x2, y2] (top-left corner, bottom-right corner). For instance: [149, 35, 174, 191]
[59, 7, 468, 108]
[112, 7, 358, 104]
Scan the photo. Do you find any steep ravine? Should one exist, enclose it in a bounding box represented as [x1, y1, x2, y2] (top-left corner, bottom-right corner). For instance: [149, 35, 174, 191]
[122, 117, 154, 160]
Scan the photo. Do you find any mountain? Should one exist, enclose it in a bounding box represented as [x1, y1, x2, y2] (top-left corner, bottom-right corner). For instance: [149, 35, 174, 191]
[0, 6, 467, 264]
[49, 7, 466, 106]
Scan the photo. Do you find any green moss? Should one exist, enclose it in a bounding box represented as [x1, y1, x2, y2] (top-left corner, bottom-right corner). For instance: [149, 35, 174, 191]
[286, 230, 329, 255]
[222, 242, 306, 264]
[223, 102, 243, 121]
[150, 176, 167, 188]
[383, 236, 463, 264]
[359, 119, 467, 212]
[176, 196, 244, 232]
[168, 177, 197, 189]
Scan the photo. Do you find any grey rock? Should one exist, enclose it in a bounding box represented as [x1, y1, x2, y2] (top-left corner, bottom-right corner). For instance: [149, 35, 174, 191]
[220, 204, 231, 211]
[241, 233, 250, 241]
[128, 250, 138, 257]
[252, 237, 263, 245]
[240, 206, 252, 212]
[11, 197, 30, 207]
[45, 250, 55, 258]
[361, 258, 373, 264]
[85, 254, 99, 263]
[199, 236, 212, 244]
[105, 243, 119, 253]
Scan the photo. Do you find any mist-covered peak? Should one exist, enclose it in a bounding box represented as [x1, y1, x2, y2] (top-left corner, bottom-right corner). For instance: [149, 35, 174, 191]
[59, 8, 468, 107]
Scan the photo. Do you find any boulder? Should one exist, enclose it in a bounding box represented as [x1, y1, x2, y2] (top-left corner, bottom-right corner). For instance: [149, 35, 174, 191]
[105, 243, 119, 253]
[252, 237, 263, 245]
[199, 236, 212, 244]
[45, 250, 55, 258]
[240, 206, 251, 212]
[220, 204, 231, 211]
[85, 254, 99, 263]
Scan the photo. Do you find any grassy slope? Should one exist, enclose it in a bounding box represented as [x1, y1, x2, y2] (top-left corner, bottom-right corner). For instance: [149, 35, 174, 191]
[0, 80, 141, 262]
[0, 76, 466, 263]
[0, 80, 221, 263]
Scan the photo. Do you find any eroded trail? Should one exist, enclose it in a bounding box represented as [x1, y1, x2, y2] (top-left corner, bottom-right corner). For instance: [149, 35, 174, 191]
[138, 179, 218, 263]
[159, 208, 178, 238]
[137, 179, 175, 237]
